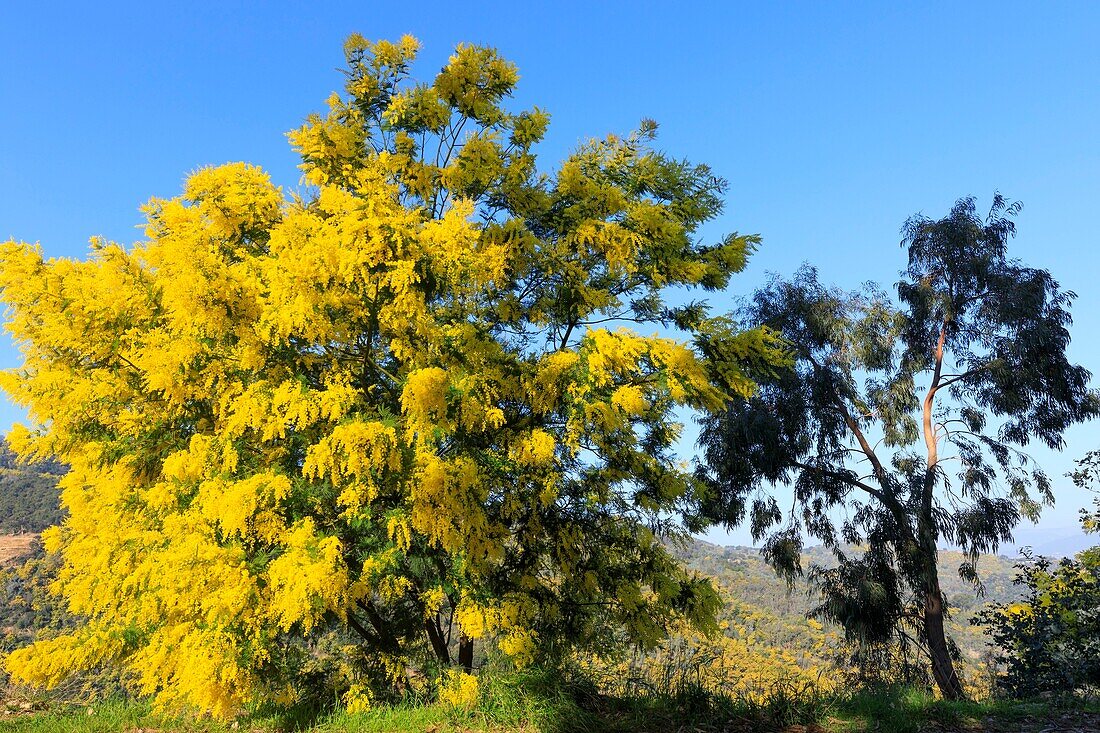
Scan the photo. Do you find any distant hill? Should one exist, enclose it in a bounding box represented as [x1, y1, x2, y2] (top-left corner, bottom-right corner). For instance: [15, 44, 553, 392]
[670, 538, 1025, 668]
[1001, 525, 1097, 558]
[0, 437, 64, 534]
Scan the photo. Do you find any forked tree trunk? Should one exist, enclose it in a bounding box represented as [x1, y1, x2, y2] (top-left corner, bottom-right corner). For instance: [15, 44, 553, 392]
[425, 618, 450, 665]
[424, 619, 474, 672]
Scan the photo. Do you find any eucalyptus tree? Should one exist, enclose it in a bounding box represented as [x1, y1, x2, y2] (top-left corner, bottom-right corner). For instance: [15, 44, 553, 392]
[696, 195, 1099, 699]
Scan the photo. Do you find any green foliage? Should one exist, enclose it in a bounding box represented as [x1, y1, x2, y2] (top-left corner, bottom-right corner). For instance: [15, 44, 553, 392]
[976, 450, 1100, 697]
[1070, 449, 1100, 533]
[976, 551, 1100, 697]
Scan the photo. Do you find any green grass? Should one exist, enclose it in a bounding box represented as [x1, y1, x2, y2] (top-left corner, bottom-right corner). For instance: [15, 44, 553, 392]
[0, 671, 584, 733]
[0, 698, 541, 733]
[1, 699, 233, 733]
[3, 680, 1099, 733]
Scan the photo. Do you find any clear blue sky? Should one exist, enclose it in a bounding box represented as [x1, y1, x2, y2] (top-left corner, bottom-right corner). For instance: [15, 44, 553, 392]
[2, 2, 1098, 547]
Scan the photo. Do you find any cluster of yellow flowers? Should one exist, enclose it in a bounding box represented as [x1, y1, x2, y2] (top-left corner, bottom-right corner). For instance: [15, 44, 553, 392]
[454, 596, 540, 668]
[438, 670, 479, 709]
[343, 684, 375, 714]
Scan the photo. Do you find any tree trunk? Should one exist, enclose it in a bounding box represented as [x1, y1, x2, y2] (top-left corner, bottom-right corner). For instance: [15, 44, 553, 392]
[425, 618, 450, 665]
[915, 509, 965, 700]
[918, 322, 965, 700]
[923, 578, 966, 700]
[915, 492, 966, 700]
[916, 518, 965, 700]
[458, 635, 474, 673]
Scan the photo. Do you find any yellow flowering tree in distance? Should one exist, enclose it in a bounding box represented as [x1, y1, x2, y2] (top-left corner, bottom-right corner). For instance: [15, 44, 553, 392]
[0, 36, 784, 716]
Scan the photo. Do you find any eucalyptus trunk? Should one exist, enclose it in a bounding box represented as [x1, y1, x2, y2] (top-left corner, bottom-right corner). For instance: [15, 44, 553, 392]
[917, 525, 965, 700]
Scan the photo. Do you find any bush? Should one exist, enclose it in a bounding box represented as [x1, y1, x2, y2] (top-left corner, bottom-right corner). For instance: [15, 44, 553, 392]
[976, 546, 1100, 697]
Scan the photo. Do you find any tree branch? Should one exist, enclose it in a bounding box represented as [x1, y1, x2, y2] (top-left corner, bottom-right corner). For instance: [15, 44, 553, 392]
[793, 461, 890, 505]
[937, 364, 990, 391]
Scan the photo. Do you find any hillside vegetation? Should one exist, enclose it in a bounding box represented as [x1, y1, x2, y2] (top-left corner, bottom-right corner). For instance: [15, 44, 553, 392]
[0, 438, 64, 535]
[670, 540, 1023, 679]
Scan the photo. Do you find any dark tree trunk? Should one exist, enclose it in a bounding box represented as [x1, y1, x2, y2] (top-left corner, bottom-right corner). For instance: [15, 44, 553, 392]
[425, 618, 450, 665]
[916, 520, 966, 700]
[923, 578, 965, 700]
[458, 635, 474, 673]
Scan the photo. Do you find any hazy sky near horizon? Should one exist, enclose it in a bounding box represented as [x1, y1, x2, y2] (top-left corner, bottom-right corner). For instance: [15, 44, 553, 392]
[2, 2, 1098, 547]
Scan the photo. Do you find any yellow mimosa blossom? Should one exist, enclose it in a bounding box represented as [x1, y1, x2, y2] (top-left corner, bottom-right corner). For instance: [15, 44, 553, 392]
[438, 670, 479, 709]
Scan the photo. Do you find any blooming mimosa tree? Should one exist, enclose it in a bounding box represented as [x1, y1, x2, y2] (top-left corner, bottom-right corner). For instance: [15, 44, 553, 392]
[0, 36, 784, 716]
